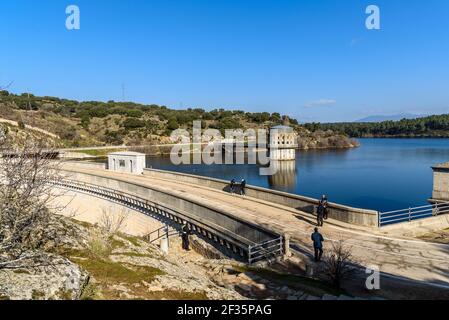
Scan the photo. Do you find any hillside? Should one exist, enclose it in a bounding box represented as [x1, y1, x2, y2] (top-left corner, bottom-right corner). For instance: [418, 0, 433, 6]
[0, 215, 345, 300]
[356, 113, 428, 123]
[0, 90, 357, 149]
[305, 114, 449, 138]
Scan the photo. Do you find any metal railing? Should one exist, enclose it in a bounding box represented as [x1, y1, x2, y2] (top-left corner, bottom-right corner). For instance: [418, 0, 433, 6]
[379, 202, 449, 227]
[248, 236, 283, 265]
[52, 179, 284, 263]
[144, 226, 180, 244]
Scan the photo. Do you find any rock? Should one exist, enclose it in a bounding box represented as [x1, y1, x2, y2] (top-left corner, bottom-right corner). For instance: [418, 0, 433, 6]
[237, 273, 254, 283]
[0, 253, 88, 300]
[252, 283, 266, 291]
[234, 283, 253, 294]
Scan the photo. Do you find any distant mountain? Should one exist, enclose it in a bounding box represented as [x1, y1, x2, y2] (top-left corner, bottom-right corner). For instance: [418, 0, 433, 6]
[356, 114, 428, 123]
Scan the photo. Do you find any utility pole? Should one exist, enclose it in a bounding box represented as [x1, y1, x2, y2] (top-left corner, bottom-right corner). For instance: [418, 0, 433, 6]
[121, 83, 126, 102]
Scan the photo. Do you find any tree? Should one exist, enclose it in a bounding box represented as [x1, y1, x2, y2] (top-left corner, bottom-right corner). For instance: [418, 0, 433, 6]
[322, 240, 355, 289]
[270, 113, 281, 123]
[167, 118, 179, 131]
[99, 207, 128, 236]
[122, 118, 145, 130]
[0, 135, 65, 270]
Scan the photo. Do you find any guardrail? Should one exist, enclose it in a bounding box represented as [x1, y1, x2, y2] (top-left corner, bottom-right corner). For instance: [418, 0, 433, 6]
[52, 179, 285, 263]
[379, 202, 449, 227]
[248, 237, 284, 264]
[144, 226, 180, 244]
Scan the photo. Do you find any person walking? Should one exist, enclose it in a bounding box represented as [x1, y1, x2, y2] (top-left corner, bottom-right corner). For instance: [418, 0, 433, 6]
[316, 202, 325, 227]
[181, 223, 191, 251]
[311, 227, 324, 262]
[319, 195, 329, 220]
[230, 179, 236, 194]
[240, 179, 246, 196]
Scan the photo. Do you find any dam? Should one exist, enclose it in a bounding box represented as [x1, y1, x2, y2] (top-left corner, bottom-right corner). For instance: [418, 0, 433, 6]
[50, 157, 449, 289]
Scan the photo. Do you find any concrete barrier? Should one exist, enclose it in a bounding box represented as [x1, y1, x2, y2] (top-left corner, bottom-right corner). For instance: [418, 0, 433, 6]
[62, 160, 106, 170]
[61, 169, 280, 249]
[143, 168, 380, 227]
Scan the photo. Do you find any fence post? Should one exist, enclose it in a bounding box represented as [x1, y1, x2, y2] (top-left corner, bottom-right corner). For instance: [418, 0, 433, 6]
[409, 207, 412, 222]
[283, 234, 291, 259]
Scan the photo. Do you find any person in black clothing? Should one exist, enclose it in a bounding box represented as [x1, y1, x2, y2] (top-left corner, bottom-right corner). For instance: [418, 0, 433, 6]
[230, 179, 236, 194]
[181, 223, 191, 251]
[319, 195, 329, 220]
[316, 204, 325, 227]
[311, 227, 324, 262]
[240, 179, 246, 196]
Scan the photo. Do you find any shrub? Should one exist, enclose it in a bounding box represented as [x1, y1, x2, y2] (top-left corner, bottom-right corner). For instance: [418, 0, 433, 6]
[322, 240, 355, 288]
[123, 118, 145, 130]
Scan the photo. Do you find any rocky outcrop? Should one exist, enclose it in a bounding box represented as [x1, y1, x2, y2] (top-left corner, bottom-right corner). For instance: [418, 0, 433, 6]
[297, 130, 359, 150]
[0, 216, 350, 300]
[0, 253, 89, 300]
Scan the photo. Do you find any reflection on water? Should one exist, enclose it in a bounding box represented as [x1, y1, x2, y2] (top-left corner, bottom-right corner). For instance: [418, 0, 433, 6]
[146, 139, 449, 212]
[268, 161, 297, 190]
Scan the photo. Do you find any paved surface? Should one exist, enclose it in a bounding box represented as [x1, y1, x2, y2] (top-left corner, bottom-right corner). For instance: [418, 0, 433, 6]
[63, 165, 449, 289]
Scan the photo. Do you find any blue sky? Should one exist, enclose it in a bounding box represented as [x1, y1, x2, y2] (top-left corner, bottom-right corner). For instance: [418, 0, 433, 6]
[1, 0, 448, 122]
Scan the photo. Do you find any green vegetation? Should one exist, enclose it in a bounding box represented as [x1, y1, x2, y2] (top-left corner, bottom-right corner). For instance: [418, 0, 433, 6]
[72, 257, 164, 285]
[113, 252, 153, 258]
[80, 283, 101, 300]
[118, 233, 143, 247]
[0, 90, 294, 147]
[0, 90, 355, 150]
[304, 114, 449, 138]
[62, 228, 167, 300]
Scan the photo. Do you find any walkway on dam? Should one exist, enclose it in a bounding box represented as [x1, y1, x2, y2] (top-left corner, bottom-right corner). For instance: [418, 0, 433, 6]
[62, 164, 449, 289]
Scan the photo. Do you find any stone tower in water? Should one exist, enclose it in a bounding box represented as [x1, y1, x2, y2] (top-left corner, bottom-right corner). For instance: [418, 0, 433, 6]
[268, 125, 298, 160]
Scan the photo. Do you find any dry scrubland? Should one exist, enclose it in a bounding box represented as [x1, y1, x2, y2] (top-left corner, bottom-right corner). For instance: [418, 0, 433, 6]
[0, 216, 346, 300]
[0, 91, 358, 150]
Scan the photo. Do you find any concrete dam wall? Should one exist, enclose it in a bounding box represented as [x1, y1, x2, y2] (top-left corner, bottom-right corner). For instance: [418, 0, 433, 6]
[60, 167, 282, 259]
[143, 168, 379, 227]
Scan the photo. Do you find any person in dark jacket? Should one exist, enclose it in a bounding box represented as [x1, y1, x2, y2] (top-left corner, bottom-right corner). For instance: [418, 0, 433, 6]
[316, 204, 325, 227]
[230, 179, 236, 194]
[240, 179, 246, 196]
[311, 228, 324, 262]
[319, 195, 329, 220]
[181, 223, 191, 251]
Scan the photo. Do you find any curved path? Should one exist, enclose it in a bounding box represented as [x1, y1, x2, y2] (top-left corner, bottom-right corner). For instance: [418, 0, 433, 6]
[63, 164, 449, 289]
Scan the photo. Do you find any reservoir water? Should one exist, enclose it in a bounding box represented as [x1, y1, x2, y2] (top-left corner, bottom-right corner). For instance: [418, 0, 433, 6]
[146, 138, 449, 212]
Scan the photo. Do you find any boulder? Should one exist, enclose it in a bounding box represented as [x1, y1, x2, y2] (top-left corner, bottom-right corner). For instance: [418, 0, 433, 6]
[0, 253, 89, 300]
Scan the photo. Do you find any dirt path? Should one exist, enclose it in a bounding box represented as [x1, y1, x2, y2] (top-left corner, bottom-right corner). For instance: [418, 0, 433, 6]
[0, 117, 59, 138]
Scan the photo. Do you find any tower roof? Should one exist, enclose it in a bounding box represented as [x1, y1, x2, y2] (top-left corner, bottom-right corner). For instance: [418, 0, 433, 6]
[271, 125, 294, 132]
